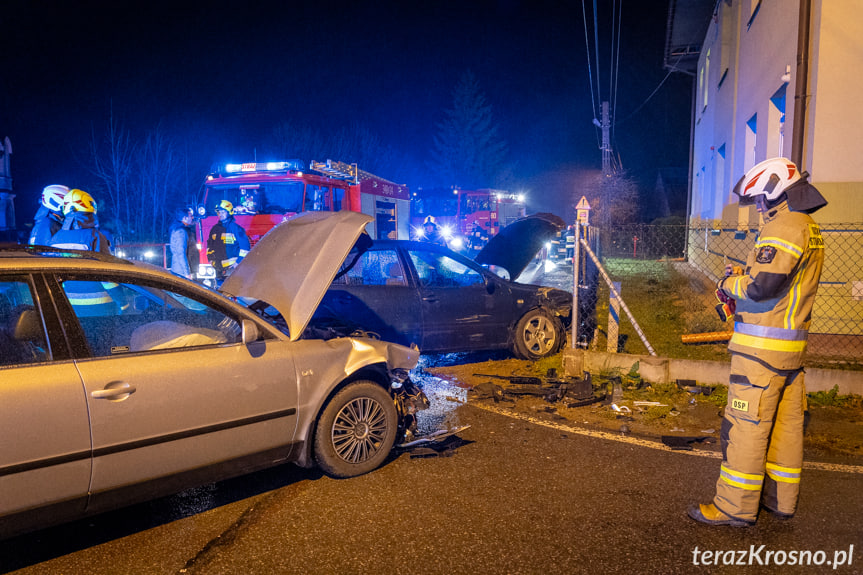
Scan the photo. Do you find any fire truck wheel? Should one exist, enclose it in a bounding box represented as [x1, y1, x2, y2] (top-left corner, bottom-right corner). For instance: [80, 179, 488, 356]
[314, 381, 397, 478]
[513, 309, 562, 360]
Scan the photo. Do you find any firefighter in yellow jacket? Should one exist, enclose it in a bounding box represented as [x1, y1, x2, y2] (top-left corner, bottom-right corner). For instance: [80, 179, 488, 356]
[689, 158, 827, 527]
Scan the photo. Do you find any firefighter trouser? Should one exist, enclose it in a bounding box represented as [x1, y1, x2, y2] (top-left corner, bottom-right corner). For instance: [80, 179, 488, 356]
[714, 353, 805, 522]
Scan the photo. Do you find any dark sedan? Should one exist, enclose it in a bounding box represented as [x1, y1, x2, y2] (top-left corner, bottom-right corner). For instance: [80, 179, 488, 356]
[312, 216, 573, 359]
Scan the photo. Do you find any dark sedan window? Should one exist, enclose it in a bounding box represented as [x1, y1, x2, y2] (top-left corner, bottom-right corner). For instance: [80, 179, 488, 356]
[59, 278, 242, 357]
[332, 249, 405, 287]
[407, 250, 484, 288]
[0, 279, 49, 366]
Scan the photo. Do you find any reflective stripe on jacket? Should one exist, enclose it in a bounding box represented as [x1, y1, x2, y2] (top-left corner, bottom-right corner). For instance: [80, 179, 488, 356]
[719, 202, 824, 369]
[206, 218, 250, 270]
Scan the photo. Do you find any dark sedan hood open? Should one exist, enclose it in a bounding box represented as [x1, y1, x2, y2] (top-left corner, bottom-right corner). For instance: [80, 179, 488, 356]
[474, 213, 566, 280]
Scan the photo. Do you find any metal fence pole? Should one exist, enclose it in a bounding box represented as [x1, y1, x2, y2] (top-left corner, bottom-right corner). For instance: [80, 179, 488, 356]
[571, 222, 581, 348]
[579, 236, 657, 356]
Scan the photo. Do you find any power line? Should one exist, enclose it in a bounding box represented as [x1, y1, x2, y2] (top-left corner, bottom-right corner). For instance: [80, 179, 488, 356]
[581, 0, 600, 146]
[592, 0, 602, 104]
[616, 66, 676, 126]
[611, 0, 623, 148]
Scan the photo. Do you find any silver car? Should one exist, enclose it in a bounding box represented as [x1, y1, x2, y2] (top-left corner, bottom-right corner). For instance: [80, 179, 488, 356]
[0, 211, 428, 538]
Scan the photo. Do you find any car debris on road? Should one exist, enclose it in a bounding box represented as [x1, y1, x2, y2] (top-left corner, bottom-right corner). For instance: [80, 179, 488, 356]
[470, 370, 605, 407]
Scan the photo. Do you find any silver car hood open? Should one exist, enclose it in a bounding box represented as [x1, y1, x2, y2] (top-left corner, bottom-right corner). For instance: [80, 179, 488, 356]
[474, 212, 566, 280]
[221, 211, 373, 341]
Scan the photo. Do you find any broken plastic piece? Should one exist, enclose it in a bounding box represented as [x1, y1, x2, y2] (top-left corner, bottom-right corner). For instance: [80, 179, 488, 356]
[610, 403, 631, 413]
[661, 435, 711, 451]
[396, 425, 471, 449]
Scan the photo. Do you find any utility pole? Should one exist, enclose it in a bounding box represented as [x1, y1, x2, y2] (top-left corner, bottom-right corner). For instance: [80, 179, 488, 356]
[601, 101, 611, 176]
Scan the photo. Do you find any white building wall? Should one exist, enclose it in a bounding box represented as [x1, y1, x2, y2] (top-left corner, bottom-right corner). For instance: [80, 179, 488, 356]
[689, 0, 863, 224]
[806, 1, 863, 222]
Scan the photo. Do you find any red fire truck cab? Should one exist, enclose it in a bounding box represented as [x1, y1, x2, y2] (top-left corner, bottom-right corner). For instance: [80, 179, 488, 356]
[195, 159, 410, 282]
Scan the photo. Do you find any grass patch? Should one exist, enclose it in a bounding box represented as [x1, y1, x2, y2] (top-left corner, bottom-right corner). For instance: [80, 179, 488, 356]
[641, 405, 674, 422]
[807, 385, 863, 408]
[593, 259, 730, 362]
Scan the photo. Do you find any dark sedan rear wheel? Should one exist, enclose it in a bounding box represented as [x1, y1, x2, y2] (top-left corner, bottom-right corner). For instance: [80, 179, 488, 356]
[314, 381, 397, 478]
[513, 309, 562, 360]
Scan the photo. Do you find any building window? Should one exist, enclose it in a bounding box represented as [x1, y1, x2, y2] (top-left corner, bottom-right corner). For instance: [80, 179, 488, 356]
[747, 0, 762, 30]
[703, 48, 711, 109]
[745, 114, 757, 172]
[768, 86, 787, 157]
[716, 144, 726, 217]
[718, 2, 732, 89]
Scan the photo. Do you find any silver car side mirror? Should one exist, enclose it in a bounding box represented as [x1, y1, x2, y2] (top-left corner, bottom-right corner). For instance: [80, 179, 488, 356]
[241, 319, 260, 344]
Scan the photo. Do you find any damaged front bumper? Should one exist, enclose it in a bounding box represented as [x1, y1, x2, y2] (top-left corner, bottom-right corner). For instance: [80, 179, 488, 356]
[391, 372, 430, 445]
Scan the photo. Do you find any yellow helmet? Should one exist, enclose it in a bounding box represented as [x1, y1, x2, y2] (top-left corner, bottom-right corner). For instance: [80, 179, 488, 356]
[63, 189, 97, 214]
[216, 200, 234, 215]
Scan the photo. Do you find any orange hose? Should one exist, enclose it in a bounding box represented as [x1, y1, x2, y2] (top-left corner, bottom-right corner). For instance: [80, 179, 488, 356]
[681, 331, 734, 344]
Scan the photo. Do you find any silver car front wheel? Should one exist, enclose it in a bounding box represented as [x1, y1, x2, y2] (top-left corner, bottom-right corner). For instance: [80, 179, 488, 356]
[314, 381, 397, 478]
[513, 309, 562, 360]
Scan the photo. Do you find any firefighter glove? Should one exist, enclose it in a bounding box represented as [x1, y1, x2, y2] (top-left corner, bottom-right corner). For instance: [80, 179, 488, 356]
[714, 289, 736, 322]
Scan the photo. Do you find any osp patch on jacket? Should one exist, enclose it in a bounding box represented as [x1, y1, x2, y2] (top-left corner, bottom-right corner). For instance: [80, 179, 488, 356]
[808, 223, 825, 249]
[755, 245, 777, 264]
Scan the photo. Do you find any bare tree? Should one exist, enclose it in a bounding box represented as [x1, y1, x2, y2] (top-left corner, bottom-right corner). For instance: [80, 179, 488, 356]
[87, 109, 135, 242]
[572, 169, 640, 226]
[135, 124, 183, 243]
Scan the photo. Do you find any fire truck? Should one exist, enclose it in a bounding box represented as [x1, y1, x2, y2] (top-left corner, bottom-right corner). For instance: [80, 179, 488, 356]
[195, 159, 410, 282]
[410, 188, 526, 251]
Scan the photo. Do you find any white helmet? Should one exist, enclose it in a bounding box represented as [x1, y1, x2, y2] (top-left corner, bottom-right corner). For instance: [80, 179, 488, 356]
[41, 184, 70, 211]
[732, 158, 801, 206]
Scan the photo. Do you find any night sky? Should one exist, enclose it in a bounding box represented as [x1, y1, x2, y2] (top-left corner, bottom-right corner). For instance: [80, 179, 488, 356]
[1, 0, 692, 221]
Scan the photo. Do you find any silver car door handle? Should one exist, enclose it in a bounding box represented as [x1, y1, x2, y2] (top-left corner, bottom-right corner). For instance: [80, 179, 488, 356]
[91, 382, 137, 400]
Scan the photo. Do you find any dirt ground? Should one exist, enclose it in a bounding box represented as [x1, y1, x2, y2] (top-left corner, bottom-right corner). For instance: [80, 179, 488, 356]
[422, 353, 863, 463]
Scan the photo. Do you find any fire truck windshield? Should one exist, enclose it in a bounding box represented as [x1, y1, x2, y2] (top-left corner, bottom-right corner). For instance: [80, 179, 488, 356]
[205, 182, 305, 215]
[461, 194, 490, 212]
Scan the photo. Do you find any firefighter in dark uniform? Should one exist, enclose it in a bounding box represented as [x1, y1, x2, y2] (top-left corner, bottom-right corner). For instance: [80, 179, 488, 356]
[207, 200, 250, 285]
[466, 222, 488, 256]
[420, 215, 447, 247]
[29, 184, 68, 246]
[689, 158, 828, 527]
[50, 189, 122, 317]
[49, 189, 112, 253]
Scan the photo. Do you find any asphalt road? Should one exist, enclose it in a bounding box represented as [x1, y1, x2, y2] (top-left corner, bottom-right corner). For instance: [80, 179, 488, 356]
[3, 386, 861, 575]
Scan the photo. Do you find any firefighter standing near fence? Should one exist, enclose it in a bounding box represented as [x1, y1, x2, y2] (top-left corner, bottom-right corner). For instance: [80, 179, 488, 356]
[689, 157, 828, 527]
[207, 200, 250, 285]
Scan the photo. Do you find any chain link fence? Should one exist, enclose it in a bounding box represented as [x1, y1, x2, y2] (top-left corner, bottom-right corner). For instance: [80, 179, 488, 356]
[571, 222, 862, 368]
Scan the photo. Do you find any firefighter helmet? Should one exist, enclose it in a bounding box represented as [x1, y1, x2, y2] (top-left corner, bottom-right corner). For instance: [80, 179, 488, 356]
[216, 200, 234, 215]
[41, 185, 69, 211]
[63, 189, 97, 214]
[732, 157, 801, 206]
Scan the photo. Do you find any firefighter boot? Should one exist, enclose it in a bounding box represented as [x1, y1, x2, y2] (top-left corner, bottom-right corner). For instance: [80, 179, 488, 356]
[687, 503, 752, 527]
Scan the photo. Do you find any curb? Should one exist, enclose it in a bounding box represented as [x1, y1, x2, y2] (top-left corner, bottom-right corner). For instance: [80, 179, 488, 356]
[563, 348, 863, 396]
